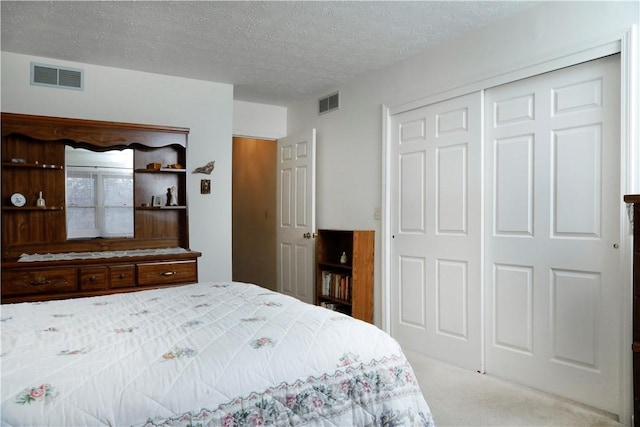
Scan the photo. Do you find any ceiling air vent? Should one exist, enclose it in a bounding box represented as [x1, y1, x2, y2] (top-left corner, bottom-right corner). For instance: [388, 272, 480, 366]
[31, 62, 84, 90]
[318, 91, 339, 115]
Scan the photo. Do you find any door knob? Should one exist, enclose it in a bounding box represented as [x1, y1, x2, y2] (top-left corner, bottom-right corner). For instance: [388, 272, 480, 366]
[303, 232, 317, 239]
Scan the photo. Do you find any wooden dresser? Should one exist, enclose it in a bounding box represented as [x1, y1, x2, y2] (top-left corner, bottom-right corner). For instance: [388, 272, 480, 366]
[625, 194, 640, 423]
[1, 113, 201, 303]
[1, 250, 199, 303]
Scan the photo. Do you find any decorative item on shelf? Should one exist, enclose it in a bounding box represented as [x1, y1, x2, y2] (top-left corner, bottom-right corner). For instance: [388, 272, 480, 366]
[36, 191, 46, 207]
[151, 195, 163, 207]
[166, 163, 183, 169]
[320, 302, 337, 311]
[192, 160, 215, 174]
[141, 203, 149, 207]
[340, 251, 348, 264]
[147, 162, 162, 170]
[167, 186, 178, 206]
[10, 192, 26, 207]
[10, 158, 25, 163]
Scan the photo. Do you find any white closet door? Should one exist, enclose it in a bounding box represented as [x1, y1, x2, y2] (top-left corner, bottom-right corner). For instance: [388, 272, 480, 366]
[390, 92, 482, 371]
[484, 55, 621, 412]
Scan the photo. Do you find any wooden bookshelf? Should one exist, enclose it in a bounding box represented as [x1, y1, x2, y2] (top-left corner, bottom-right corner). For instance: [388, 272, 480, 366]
[315, 229, 374, 323]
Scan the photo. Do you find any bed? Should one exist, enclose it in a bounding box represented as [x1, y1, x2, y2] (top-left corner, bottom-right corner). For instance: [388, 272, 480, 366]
[1, 281, 434, 426]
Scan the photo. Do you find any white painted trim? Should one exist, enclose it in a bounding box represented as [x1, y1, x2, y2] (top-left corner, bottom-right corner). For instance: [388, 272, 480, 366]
[618, 25, 638, 426]
[232, 134, 277, 141]
[478, 89, 486, 375]
[380, 104, 392, 334]
[381, 26, 638, 424]
[623, 26, 640, 195]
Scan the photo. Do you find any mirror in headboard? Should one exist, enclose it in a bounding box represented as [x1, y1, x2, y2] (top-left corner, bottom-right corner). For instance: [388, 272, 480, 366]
[1, 113, 190, 261]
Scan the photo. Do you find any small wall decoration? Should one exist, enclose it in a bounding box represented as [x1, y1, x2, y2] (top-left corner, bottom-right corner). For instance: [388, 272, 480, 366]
[201, 179, 211, 194]
[192, 161, 215, 175]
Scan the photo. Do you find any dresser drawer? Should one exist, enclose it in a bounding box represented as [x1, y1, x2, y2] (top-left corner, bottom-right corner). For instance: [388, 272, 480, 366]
[79, 266, 108, 291]
[109, 265, 135, 289]
[137, 260, 197, 286]
[2, 268, 78, 296]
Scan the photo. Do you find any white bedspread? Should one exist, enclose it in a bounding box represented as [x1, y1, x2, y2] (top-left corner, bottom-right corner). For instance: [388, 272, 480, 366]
[1, 282, 434, 426]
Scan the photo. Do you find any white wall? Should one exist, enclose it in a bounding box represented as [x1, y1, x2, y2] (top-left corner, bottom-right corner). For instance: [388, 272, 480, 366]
[1, 52, 234, 282]
[287, 1, 639, 327]
[233, 100, 286, 139]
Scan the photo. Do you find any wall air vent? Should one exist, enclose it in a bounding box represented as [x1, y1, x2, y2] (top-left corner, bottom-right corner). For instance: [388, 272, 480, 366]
[318, 91, 340, 115]
[31, 62, 84, 90]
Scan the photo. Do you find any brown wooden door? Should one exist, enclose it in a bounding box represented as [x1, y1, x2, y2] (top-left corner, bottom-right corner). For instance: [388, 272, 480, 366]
[232, 137, 277, 291]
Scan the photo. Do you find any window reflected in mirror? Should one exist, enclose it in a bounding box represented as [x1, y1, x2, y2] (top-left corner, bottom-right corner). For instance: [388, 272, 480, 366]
[65, 146, 134, 238]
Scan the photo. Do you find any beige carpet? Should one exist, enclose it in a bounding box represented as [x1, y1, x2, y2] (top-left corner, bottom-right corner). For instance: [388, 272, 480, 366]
[405, 350, 624, 426]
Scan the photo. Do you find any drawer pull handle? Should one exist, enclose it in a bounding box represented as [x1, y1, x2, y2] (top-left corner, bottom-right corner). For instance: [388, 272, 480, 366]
[161, 271, 177, 276]
[29, 279, 51, 286]
[119, 273, 126, 279]
[89, 276, 97, 282]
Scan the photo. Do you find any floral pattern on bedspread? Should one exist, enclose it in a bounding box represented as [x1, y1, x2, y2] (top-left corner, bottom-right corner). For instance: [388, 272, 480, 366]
[1, 281, 434, 426]
[141, 355, 433, 427]
[14, 384, 57, 405]
[162, 347, 198, 361]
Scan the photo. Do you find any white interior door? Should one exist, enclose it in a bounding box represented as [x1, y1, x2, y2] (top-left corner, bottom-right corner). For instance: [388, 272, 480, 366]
[276, 129, 316, 303]
[390, 92, 482, 371]
[484, 55, 621, 412]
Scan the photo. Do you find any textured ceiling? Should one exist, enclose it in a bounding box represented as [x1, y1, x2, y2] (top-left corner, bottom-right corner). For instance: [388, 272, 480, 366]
[1, 1, 539, 106]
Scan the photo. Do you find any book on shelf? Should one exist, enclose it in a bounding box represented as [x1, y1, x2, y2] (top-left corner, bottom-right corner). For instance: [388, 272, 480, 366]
[320, 270, 351, 301]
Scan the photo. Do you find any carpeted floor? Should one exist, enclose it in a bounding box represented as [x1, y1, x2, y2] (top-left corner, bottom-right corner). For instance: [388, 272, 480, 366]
[405, 350, 625, 426]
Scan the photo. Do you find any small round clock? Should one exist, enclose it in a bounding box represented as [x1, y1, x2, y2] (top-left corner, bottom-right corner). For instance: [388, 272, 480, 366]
[10, 192, 26, 207]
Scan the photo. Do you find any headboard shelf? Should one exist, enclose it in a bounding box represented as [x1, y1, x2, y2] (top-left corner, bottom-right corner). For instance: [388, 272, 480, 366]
[1, 113, 200, 302]
[2, 162, 64, 169]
